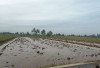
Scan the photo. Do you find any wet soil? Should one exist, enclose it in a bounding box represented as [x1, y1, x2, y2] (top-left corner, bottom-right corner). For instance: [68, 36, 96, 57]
[0, 37, 100, 68]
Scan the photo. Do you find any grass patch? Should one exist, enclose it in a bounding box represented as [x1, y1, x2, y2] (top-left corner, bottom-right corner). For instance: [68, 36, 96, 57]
[31, 36, 100, 43]
[0, 34, 16, 45]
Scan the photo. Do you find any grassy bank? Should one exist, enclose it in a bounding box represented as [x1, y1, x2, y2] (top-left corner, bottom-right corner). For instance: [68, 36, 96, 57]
[51, 36, 100, 43]
[31, 36, 100, 43]
[0, 34, 16, 46]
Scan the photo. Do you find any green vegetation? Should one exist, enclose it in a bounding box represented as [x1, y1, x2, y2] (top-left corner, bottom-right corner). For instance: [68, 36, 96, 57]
[47, 36, 100, 43]
[31, 28, 100, 43]
[0, 28, 100, 45]
[0, 35, 14, 41]
[41, 29, 46, 35]
[31, 35, 100, 43]
[32, 28, 53, 36]
[46, 31, 53, 37]
[0, 34, 16, 45]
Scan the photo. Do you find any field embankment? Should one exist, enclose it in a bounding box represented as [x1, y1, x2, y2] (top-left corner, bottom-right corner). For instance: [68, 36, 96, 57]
[39, 36, 100, 43]
[0, 35, 16, 46]
[32, 36, 100, 48]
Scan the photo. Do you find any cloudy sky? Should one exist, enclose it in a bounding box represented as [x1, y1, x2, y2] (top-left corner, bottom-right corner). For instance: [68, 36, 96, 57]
[0, 0, 100, 35]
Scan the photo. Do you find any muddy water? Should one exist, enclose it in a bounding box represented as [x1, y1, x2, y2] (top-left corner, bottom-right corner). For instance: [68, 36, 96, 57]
[0, 37, 100, 68]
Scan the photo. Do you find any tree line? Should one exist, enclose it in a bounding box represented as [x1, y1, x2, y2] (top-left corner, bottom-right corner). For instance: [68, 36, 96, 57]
[31, 28, 66, 36]
[0, 28, 100, 38]
[31, 28, 53, 36]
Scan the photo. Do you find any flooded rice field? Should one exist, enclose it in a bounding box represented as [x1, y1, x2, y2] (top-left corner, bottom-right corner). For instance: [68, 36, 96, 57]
[0, 37, 100, 68]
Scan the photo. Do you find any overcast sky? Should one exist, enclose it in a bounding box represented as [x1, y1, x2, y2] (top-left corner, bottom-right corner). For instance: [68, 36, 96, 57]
[0, 0, 100, 35]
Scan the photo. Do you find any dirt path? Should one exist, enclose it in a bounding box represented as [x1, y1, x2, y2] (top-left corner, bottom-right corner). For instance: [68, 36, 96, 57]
[0, 37, 100, 68]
